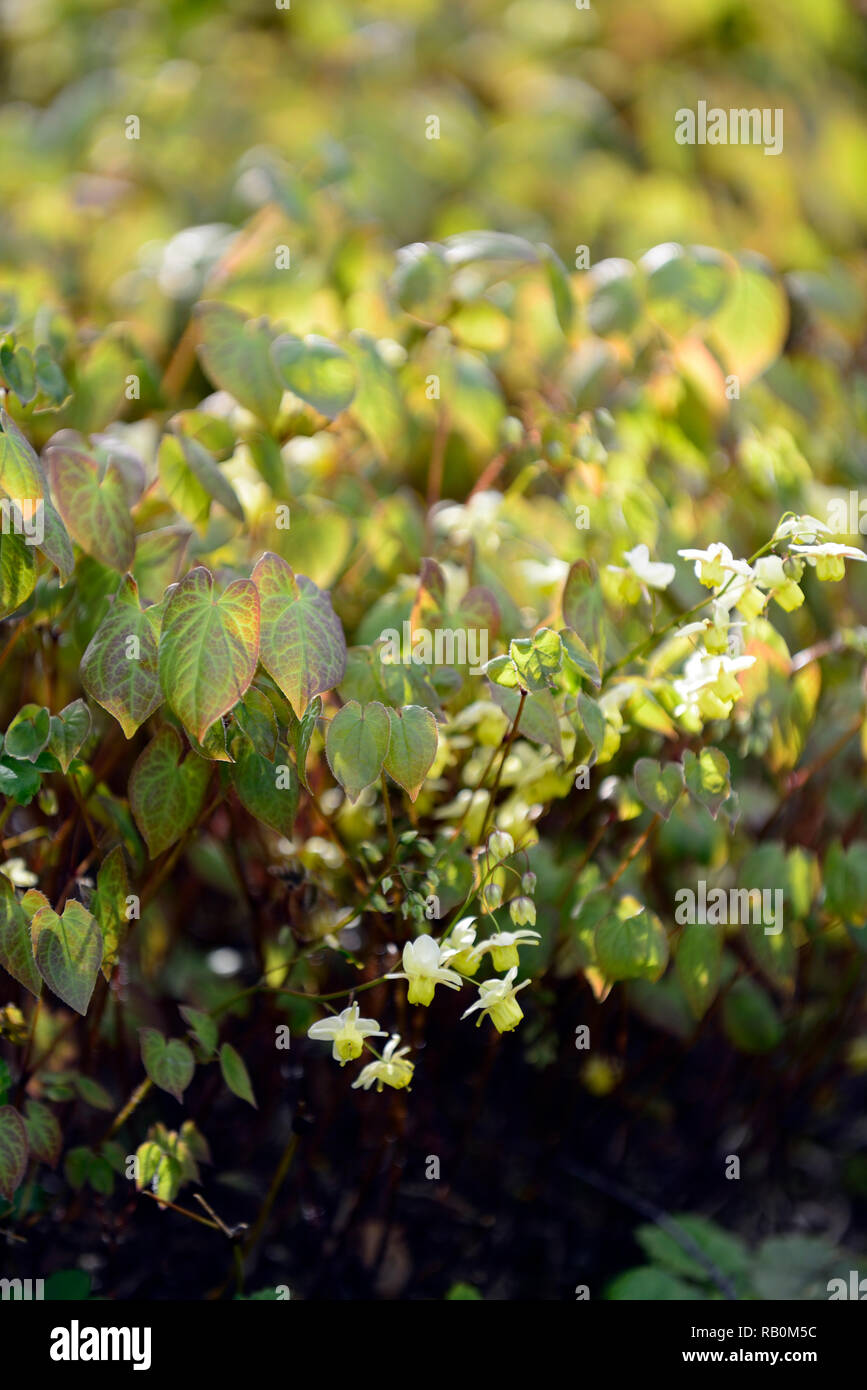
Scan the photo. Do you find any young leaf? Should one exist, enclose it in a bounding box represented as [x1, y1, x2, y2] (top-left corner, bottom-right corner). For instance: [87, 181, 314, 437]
[139, 1028, 195, 1103]
[129, 726, 211, 858]
[252, 552, 347, 718]
[32, 899, 103, 1015]
[384, 705, 438, 801]
[158, 566, 260, 743]
[46, 445, 136, 572]
[5, 704, 50, 761]
[0, 1106, 28, 1200]
[0, 530, 36, 619]
[633, 758, 684, 821]
[560, 627, 601, 688]
[683, 747, 731, 820]
[48, 698, 92, 773]
[325, 699, 390, 803]
[80, 574, 163, 738]
[219, 1042, 257, 1108]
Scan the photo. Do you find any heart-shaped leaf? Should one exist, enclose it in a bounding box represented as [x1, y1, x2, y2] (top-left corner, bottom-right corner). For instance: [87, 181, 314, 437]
[140, 1028, 195, 1103]
[489, 683, 563, 756]
[132, 524, 191, 602]
[80, 574, 163, 738]
[384, 705, 438, 801]
[129, 726, 211, 858]
[634, 758, 684, 821]
[48, 698, 92, 773]
[219, 1042, 257, 1108]
[231, 740, 299, 836]
[683, 747, 731, 820]
[560, 627, 601, 689]
[0, 409, 43, 507]
[33, 899, 103, 1015]
[595, 906, 669, 983]
[0, 1106, 28, 1200]
[0, 530, 36, 618]
[5, 704, 50, 761]
[675, 922, 722, 1020]
[509, 628, 563, 692]
[46, 445, 136, 571]
[159, 434, 243, 524]
[253, 552, 346, 718]
[195, 301, 282, 427]
[24, 1098, 61, 1168]
[271, 334, 357, 419]
[159, 567, 260, 743]
[0, 874, 41, 997]
[325, 699, 390, 803]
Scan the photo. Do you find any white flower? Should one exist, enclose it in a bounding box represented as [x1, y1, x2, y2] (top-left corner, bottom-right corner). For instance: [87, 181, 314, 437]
[386, 933, 463, 1006]
[351, 1034, 414, 1092]
[789, 542, 867, 582]
[471, 928, 541, 971]
[624, 543, 676, 590]
[461, 966, 531, 1034]
[307, 1004, 385, 1066]
[674, 651, 756, 721]
[677, 542, 753, 590]
[774, 514, 831, 543]
[441, 916, 480, 975]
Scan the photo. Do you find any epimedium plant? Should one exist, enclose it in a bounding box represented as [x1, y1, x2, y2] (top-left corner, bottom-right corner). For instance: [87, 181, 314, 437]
[0, 219, 865, 1258]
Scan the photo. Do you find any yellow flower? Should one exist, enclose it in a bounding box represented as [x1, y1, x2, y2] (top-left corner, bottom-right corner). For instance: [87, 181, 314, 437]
[351, 1035, 414, 1092]
[472, 928, 541, 971]
[307, 1004, 385, 1065]
[387, 934, 463, 1005]
[461, 967, 531, 1033]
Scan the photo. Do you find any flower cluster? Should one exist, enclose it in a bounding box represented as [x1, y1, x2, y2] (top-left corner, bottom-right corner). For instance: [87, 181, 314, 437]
[306, 845, 542, 1092]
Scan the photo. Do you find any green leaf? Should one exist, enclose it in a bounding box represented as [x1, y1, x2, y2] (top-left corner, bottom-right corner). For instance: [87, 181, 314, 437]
[0, 874, 41, 997]
[675, 923, 722, 1020]
[633, 758, 684, 821]
[561, 560, 605, 664]
[24, 1099, 61, 1168]
[706, 255, 788, 387]
[46, 445, 137, 571]
[595, 906, 669, 983]
[175, 434, 244, 522]
[5, 704, 50, 761]
[384, 705, 438, 801]
[560, 627, 601, 688]
[606, 1268, 706, 1301]
[80, 574, 163, 738]
[252, 552, 346, 718]
[231, 739, 299, 835]
[576, 692, 605, 758]
[722, 977, 783, 1053]
[0, 343, 36, 404]
[129, 726, 211, 858]
[683, 747, 731, 820]
[140, 1028, 195, 1103]
[91, 844, 130, 980]
[132, 524, 190, 602]
[74, 1074, 114, 1110]
[489, 683, 562, 756]
[540, 244, 574, 333]
[509, 627, 562, 692]
[391, 242, 451, 320]
[48, 699, 91, 773]
[159, 566, 260, 743]
[442, 230, 539, 266]
[195, 301, 282, 427]
[219, 1042, 257, 1108]
[180, 1005, 218, 1057]
[344, 333, 406, 458]
[235, 687, 279, 759]
[0, 409, 43, 507]
[271, 334, 357, 419]
[585, 258, 642, 336]
[0, 1106, 28, 1201]
[288, 694, 321, 790]
[325, 699, 391, 803]
[0, 530, 36, 618]
[32, 899, 103, 1015]
[33, 343, 71, 408]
